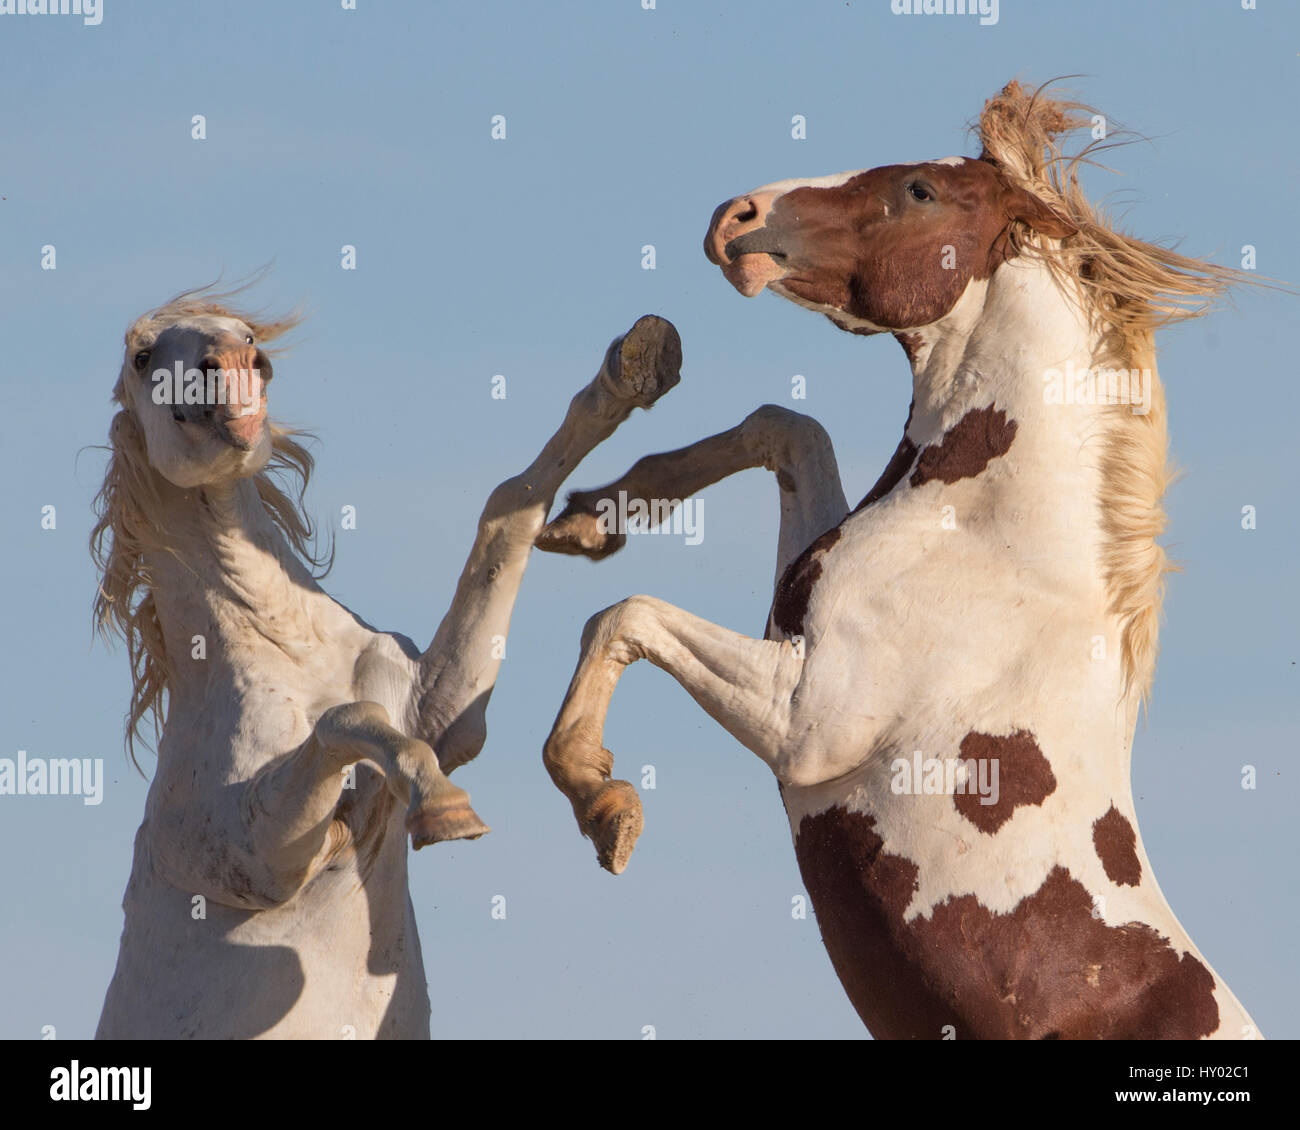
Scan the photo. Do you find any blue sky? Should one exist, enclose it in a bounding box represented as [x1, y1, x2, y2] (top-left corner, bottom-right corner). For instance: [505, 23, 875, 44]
[0, 0, 1295, 1039]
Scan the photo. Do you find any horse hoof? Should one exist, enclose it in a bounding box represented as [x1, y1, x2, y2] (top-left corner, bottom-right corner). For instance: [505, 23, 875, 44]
[408, 805, 491, 850]
[535, 504, 627, 559]
[601, 315, 681, 409]
[582, 779, 644, 875]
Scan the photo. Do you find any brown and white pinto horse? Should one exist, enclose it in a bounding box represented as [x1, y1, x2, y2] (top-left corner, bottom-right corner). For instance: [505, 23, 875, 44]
[536, 82, 1261, 1039]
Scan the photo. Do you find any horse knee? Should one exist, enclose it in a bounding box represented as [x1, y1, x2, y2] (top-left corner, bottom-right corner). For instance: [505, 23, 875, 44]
[316, 701, 390, 746]
[742, 405, 833, 474]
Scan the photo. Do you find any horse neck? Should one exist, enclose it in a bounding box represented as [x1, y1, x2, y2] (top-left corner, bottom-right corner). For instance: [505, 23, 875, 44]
[883, 254, 1150, 789]
[145, 474, 333, 674]
[907, 255, 1109, 462]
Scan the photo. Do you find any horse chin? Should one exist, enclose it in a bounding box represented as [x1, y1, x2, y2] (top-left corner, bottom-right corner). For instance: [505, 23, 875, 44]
[216, 422, 258, 452]
[236, 430, 274, 475]
[722, 253, 787, 298]
[208, 423, 273, 480]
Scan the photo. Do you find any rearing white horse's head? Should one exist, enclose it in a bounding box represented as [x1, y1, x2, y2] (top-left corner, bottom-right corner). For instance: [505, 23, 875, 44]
[115, 298, 292, 487]
[91, 287, 324, 764]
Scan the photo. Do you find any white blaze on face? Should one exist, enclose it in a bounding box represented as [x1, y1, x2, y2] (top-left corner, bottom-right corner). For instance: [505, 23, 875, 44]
[746, 168, 868, 197]
[749, 158, 969, 198]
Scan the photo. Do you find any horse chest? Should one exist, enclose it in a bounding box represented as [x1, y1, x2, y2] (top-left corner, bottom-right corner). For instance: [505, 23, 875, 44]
[218, 642, 408, 744]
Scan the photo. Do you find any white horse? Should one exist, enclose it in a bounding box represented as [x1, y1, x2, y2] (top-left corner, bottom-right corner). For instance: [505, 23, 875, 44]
[537, 82, 1262, 1039]
[92, 290, 679, 1038]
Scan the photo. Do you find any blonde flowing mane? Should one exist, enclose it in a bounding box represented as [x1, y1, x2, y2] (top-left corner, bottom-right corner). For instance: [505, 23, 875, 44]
[90, 286, 329, 768]
[976, 80, 1261, 706]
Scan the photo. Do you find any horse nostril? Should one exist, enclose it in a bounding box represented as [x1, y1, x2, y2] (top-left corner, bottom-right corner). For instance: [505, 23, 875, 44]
[707, 196, 765, 265]
[172, 409, 185, 423]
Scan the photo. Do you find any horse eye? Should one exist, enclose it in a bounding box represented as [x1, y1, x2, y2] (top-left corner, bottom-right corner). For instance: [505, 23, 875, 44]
[133, 349, 151, 370]
[245, 334, 254, 345]
[908, 183, 934, 203]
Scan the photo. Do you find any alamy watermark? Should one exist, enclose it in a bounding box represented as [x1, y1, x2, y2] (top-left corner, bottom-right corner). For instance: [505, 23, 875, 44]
[0, 751, 104, 805]
[595, 490, 704, 546]
[0, 0, 102, 25]
[151, 363, 263, 414]
[890, 0, 998, 27]
[1043, 361, 1152, 415]
[50, 1061, 150, 1110]
[891, 749, 1000, 807]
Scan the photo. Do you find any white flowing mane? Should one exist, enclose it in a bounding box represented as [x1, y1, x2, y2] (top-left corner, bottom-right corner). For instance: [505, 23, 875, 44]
[90, 286, 327, 767]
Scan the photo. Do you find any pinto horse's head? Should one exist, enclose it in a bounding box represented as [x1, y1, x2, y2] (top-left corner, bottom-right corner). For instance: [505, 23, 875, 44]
[704, 156, 1075, 334]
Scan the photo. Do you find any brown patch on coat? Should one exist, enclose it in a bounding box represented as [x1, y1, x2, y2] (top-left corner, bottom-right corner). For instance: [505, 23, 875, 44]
[952, 729, 1056, 834]
[854, 400, 917, 512]
[828, 316, 879, 337]
[770, 525, 841, 638]
[1093, 805, 1142, 887]
[793, 805, 1220, 1039]
[855, 436, 918, 512]
[894, 332, 926, 365]
[910, 405, 1017, 487]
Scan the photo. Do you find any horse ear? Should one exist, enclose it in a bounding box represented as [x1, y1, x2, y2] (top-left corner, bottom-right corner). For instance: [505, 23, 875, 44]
[1004, 183, 1077, 239]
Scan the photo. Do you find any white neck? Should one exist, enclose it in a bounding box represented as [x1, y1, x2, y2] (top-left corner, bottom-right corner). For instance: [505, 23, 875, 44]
[144, 475, 343, 702]
[900, 259, 1127, 654]
[906, 259, 1097, 441]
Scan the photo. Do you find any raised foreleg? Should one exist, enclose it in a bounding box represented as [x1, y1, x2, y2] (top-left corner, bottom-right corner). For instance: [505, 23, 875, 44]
[158, 701, 482, 909]
[536, 404, 847, 587]
[543, 595, 804, 874]
[415, 316, 682, 771]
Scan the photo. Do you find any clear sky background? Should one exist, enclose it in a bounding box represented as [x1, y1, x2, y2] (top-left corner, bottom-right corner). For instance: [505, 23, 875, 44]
[0, 0, 1295, 1040]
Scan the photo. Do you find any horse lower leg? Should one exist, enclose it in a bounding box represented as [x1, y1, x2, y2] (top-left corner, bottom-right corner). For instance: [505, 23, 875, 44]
[544, 594, 804, 873]
[236, 700, 486, 906]
[416, 315, 682, 770]
[537, 404, 848, 583]
[311, 701, 489, 851]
